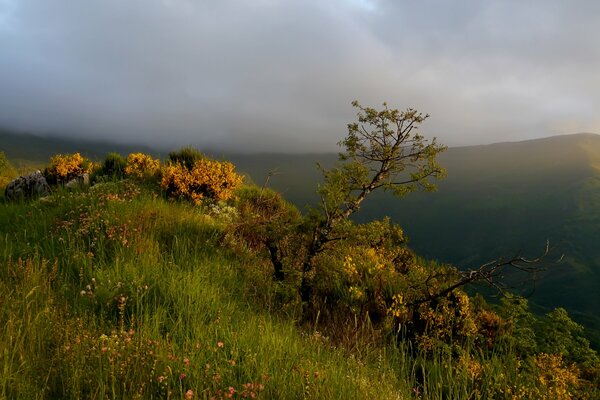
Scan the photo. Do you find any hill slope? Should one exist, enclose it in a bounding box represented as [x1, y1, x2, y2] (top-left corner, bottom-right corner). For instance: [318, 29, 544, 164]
[2, 130, 599, 343]
[1, 132, 599, 397]
[228, 134, 600, 344]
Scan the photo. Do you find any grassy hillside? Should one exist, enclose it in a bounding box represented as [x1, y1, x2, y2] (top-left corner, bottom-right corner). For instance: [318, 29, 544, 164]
[1, 142, 599, 398]
[3, 130, 600, 343]
[0, 182, 417, 399]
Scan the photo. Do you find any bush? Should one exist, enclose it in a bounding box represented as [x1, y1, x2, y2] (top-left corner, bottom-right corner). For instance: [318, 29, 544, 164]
[44, 153, 95, 185]
[99, 152, 127, 179]
[124, 153, 160, 179]
[168, 146, 205, 171]
[161, 159, 244, 204]
[0, 151, 16, 189]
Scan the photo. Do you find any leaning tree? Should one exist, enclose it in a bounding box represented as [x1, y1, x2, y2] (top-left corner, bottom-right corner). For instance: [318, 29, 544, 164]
[297, 101, 447, 300]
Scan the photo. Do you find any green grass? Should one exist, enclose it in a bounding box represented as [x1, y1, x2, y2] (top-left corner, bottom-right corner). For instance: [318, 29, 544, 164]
[0, 182, 424, 399]
[1, 145, 598, 399]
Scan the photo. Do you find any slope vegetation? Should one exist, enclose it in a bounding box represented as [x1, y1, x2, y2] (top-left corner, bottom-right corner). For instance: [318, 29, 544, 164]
[2, 144, 598, 398]
[229, 134, 600, 345]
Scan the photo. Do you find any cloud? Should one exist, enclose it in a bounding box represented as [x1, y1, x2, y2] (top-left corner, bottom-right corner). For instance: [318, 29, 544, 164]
[0, 0, 599, 152]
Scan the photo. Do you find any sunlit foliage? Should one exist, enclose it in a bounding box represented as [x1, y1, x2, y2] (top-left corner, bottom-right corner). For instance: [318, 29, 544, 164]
[0, 151, 16, 189]
[161, 159, 243, 204]
[124, 152, 160, 179]
[44, 152, 96, 184]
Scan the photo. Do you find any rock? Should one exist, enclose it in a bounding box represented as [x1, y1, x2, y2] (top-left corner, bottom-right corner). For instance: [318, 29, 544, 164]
[4, 171, 51, 201]
[65, 173, 90, 189]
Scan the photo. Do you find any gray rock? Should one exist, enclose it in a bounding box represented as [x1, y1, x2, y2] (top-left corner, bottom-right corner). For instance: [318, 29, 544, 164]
[65, 173, 90, 189]
[4, 171, 51, 201]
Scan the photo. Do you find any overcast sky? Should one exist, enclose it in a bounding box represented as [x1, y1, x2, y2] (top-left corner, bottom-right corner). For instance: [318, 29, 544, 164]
[1, 0, 599, 152]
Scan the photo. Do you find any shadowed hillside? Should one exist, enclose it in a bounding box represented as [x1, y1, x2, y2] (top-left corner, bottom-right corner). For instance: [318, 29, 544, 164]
[0, 129, 159, 168]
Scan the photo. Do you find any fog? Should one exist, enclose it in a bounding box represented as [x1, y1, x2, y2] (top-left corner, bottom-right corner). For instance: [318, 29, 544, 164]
[1, 0, 599, 152]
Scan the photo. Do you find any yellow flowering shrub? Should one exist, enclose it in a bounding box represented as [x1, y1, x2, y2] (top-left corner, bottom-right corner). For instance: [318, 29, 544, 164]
[476, 308, 507, 348]
[533, 353, 581, 400]
[388, 293, 409, 320]
[161, 159, 243, 204]
[45, 152, 95, 184]
[411, 291, 479, 352]
[125, 153, 160, 179]
[457, 353, 483, 381]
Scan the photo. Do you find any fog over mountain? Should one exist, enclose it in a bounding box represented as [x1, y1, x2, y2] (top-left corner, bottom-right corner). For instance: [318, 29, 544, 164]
[1, 0, 600, 152]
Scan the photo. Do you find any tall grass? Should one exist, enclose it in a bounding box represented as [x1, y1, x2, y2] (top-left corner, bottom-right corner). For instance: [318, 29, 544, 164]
[0, 182, 415, 399]
[1, 180, 596, 399]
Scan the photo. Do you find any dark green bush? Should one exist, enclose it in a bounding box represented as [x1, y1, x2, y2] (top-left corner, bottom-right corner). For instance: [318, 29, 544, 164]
[168, 146, 205, 171]
[101, 152, 127, 179]
[233, 186, 303, 280]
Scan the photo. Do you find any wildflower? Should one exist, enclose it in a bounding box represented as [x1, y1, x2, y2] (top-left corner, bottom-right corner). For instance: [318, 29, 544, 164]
[412, 387, 421, 398]
[183, 357, 191, 367]
[179, 373, 187, 380]
[217, 341, 224, 348]
[185, 390, 194, 399]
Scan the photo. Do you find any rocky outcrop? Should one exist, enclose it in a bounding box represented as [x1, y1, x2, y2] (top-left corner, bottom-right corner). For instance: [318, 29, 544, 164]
[4, 171, 51, 201]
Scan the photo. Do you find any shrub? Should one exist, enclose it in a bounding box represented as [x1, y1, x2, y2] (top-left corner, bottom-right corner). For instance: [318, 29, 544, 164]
[0, 151, 17, 189]
[168, 146, 205, 171]
[100, 152, 127, 179]
[44, 152, 94, 185]
[124, 153, 160, 179]
[161, 159, 243, 204]
[232, 186, 303, 282]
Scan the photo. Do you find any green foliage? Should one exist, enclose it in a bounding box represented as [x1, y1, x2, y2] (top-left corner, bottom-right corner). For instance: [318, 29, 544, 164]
[0, 172, 598, 398]
[296, 101, 446, 303]
[0, 181, 408, 399]
[2, 132, 600, 397]
[231, 186, 305, 306]
[0, 151, 9, 173]
[0, 151, 17, 190]
[99, 152, 127, 180]
[319, 101, 446, 222]
[168, 146, 206, 171]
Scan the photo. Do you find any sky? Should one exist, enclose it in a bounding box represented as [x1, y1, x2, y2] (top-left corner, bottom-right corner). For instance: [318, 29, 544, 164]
[1, 0, 599, 152]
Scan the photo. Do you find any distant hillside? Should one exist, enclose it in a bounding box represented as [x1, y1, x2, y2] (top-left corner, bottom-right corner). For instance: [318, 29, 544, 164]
[0, 129, 158, 168]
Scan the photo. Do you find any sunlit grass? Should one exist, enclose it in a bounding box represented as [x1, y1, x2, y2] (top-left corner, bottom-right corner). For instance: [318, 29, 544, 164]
[0, 181, 414, 399]
[1, 179, 597, 399]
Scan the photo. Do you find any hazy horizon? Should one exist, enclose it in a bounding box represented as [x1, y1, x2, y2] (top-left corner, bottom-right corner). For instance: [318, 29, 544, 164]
[2, 1, 600, 152]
